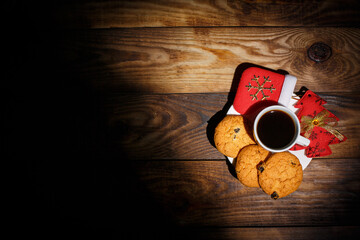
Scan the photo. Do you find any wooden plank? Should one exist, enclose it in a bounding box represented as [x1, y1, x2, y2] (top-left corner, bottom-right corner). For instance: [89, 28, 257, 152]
[104, 93, 359, 159]
[27, 152, 360, 238]
[115, 226, 360, 240]
[127, 159, 360, 227]
[60, 27, 360, 93]
[52, 0, 360, 28]
[169, 226, 360, 240]
[135, 226, 360, 240]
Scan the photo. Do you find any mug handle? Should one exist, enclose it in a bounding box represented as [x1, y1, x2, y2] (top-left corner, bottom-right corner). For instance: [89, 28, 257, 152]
[296, 136, 310, 147]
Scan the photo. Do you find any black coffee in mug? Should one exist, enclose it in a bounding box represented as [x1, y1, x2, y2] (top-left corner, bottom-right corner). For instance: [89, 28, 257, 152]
[256, 110, 296, 149]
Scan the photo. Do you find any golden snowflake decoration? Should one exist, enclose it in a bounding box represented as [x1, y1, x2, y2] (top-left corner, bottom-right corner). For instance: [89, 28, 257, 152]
[245, 75, 276, 100]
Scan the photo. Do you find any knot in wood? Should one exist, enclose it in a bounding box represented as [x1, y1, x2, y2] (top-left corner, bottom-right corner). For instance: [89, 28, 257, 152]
[307, 42, 332, 63]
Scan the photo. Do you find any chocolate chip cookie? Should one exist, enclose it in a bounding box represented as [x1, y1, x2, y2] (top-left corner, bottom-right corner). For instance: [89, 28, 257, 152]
[235, 145, 270, 187]
[258, 152, 303, 199]
[214, 115, 255, 158]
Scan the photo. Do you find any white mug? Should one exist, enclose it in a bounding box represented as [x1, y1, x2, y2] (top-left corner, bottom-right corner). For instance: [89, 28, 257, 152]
[253, 105, 310, 152]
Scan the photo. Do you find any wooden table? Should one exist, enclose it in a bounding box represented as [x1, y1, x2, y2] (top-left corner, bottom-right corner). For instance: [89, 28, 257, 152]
[12, 1, 360, 239]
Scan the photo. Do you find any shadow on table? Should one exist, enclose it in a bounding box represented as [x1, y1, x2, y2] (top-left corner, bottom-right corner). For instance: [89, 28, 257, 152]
[206, 63, 289, 179]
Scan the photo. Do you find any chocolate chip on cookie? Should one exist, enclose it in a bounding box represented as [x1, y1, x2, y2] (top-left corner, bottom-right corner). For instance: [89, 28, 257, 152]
[257, 164, 265, 173]
[271, 191, 279, 200]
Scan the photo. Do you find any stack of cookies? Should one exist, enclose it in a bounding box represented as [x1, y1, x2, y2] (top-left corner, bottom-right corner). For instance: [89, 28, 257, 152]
[214, 115, 303, 199]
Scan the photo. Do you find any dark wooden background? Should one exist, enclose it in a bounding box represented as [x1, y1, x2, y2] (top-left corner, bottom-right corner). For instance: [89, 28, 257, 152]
[7, 0, 360, 239]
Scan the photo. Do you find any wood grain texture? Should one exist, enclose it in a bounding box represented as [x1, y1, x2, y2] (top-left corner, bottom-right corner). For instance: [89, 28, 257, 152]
[116, 225, 360, 240]
[53, 0, 360, 28]
[128, 159, 360, 227]
[13, 0, 360, 238]
[61, 27, 360, 93]
[104, 93, 359, 159]
[163, 226, 360, 240]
